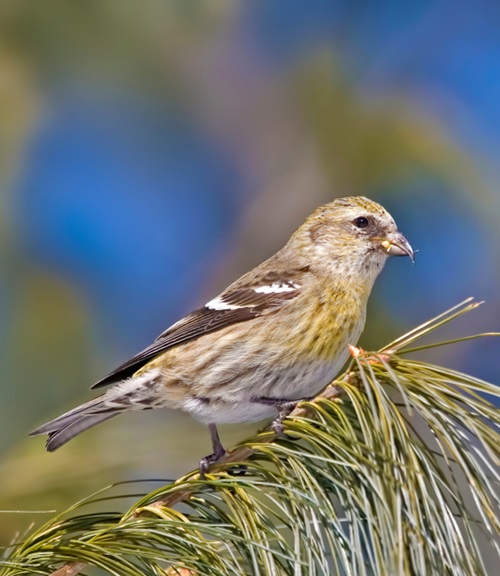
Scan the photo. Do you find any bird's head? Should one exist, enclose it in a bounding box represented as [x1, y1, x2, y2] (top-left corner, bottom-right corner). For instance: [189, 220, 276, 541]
[292, 196, 414, 282]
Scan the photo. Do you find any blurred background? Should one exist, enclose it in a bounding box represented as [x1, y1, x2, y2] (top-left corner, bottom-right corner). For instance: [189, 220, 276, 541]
[1, 0, 499, 544]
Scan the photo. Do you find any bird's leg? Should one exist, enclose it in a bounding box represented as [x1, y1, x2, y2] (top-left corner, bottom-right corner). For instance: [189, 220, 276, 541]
[199, 423, 226, 479]
[271, 402, 297, 436]
[253, 396, 315, 437]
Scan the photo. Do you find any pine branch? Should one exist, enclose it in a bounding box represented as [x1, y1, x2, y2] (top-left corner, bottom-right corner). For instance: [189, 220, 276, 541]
[1, 299, 499, 576]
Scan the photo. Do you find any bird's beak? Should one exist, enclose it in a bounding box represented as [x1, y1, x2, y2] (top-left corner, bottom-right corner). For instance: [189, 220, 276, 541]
[381, 232, 414, 263]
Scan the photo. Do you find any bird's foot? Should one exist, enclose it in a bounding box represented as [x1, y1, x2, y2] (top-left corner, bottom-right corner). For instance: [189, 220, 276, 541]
[199, 448, 226, 480]
[254, 396, 314, 440]
[270, 401, 299, 439]
[199, 423, 226, 479]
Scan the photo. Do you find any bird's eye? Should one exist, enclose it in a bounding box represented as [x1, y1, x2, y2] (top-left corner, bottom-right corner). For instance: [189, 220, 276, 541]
[353, 216, 369, 229]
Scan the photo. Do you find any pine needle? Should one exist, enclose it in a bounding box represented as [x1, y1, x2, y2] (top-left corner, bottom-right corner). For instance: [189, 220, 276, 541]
[1, 300, 499, 576]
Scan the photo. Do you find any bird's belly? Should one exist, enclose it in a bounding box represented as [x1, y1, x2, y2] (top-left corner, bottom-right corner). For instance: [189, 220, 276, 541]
[180, 355, 347, 425]
[187, 399, 278, 424]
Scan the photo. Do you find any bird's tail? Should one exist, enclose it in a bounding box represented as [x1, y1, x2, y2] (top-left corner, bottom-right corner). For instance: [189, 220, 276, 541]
[30, 369, 164, 451]
[29, 396, 122, 452]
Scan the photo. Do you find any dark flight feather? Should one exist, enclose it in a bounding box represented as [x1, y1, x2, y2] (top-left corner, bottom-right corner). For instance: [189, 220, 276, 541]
[91, 268, 308, 389]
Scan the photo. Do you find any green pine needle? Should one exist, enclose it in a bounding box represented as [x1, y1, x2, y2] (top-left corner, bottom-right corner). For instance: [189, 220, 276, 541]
[1, 299, 499, 575]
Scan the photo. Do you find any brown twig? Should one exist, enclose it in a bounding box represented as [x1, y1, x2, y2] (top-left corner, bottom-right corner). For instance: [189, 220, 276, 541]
[50, 562, 87, 576]
[48, 382, 348, 576]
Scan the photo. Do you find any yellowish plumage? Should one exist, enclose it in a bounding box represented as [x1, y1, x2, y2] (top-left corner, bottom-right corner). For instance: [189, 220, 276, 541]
[30, 196, 413, 474]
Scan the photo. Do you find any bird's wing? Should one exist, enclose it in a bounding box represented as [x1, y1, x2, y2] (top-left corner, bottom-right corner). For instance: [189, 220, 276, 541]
[91, 267, 309, 388]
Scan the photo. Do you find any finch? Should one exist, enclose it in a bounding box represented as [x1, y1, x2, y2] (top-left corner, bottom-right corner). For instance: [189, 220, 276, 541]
[30, 196, 413, 475]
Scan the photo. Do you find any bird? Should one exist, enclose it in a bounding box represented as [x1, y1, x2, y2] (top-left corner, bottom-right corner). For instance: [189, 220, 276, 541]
[30, 196, 414, 476]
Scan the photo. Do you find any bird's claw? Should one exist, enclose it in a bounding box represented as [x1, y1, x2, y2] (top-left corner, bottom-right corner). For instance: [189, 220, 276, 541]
[271, 419, 285, 436]
[271, 400, 300, 440]
[271, 418, 299, 441]
[199, 449, 226, 480]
